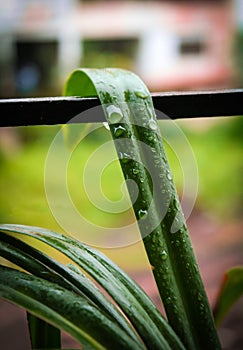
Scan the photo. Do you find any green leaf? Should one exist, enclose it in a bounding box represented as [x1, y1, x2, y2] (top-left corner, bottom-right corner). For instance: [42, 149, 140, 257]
[27, 312, 61, 350]
[64, 68, 221, 350]
[0, 265, 143, 350]
[214, 266, 243, 326]
[0, 224, 184, 350]
[0, 231, 141, 347]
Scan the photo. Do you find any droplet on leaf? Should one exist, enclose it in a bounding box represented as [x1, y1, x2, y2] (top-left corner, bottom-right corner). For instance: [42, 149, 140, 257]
[106, 105, 123, 123]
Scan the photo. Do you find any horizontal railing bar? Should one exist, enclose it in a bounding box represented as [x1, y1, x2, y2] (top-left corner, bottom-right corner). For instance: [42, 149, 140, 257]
[0, 89, 242, 127]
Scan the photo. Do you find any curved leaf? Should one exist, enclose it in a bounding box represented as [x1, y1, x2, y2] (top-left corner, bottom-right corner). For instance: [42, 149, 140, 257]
[0, 231, 141, 347]
[0, 265, 142, 350]
[64, 68, 221, 350]
[27, 313, 61, 350]
[214, 266, 243, 326]
[0, 224, 184, 350]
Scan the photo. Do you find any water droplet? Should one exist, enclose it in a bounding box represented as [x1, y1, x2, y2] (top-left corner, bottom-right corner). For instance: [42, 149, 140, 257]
[152, 235, 157, 244]
[173, 197, 179, 209]
[106, 105, 123, 123]
[160, 250, 168, 261]
[132, 168, 139, 175]
[103, 122, 110, 130]
[197, 293, 203, 302]
[114, 125, 126, 137]
[138, 209, 147, 219]
[135, 90, 148, 99]
[148, 119, 157, 131]
[119, 152, 131, 163]
[199, 303, 205, 314]
[165, 297, 172, 305]
[166, 171, 172, 180]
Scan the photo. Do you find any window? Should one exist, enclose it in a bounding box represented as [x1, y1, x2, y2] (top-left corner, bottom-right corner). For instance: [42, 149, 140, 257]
[15, 40, 58, 94]
[81, 38, 139, 70]
[179, 37, 206, 55]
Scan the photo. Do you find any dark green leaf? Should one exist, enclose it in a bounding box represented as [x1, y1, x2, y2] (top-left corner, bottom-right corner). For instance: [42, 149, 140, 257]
[0, 224, 183, 350]
[64, 68, 221, 350]
[0, 231, 140, 347]
[0, 265, 142, 350]
[27, 312, 61, 350]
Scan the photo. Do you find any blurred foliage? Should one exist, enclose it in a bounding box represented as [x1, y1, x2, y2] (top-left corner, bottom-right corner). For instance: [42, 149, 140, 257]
[214, 266, 243, 327]
[176, 116, 243, 219]
[0, 116, 242, 268]
[235, 30, 243, 86]
[81, 38, 138, 70]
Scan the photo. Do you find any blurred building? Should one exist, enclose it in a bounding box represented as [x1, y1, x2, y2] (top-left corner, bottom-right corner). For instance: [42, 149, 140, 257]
[0, 0, 79, 96]
[0, 0, 238, 96]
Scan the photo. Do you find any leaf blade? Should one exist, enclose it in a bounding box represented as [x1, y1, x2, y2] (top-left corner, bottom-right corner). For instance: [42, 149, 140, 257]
[0, 224, 184, 350]
[0, 231, 142, 347]
[64, 68, 221, 350]
[214, 266, 243, 326]
[27, 312, 61, 350]
[0, 265, 143, 350]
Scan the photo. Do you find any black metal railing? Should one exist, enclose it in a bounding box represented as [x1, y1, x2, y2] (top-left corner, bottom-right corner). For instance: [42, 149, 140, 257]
[0, 89, 242, 127]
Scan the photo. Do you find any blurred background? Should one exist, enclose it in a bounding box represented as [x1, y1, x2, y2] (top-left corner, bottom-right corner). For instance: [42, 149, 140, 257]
[0, 0, 243, 349]
[0, 0, 243, 96]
